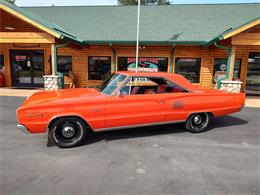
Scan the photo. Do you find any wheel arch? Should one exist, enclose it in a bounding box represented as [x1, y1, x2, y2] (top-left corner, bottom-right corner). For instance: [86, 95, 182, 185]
[47, 115, 93, 133]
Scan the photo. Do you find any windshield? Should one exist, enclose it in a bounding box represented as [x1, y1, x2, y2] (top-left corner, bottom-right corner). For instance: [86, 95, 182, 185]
[101, 74, 127, 95]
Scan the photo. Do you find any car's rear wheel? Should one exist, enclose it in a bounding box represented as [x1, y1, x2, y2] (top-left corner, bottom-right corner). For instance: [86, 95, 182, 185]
[185, 113, 210, 133]
[49, 116, 88, 148]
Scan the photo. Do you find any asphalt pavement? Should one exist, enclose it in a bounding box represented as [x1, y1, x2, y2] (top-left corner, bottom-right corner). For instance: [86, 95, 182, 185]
[0, 96, 259, 195]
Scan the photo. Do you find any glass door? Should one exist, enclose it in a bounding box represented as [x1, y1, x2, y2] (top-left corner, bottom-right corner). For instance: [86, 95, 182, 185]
[246, 52, 260, 95]
[10, 50, 44, 87]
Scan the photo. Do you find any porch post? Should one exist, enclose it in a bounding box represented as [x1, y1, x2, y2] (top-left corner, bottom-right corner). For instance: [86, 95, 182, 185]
[51, 44, 56, 75]
[228, 46, 236, 80]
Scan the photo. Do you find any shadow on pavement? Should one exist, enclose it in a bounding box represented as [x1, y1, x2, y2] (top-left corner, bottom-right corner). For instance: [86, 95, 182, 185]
[81, 115, 248, 146]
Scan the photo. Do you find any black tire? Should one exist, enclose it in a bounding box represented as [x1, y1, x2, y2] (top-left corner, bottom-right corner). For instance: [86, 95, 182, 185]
[185, 113, 210, 133]
[49, 116, 88, 148]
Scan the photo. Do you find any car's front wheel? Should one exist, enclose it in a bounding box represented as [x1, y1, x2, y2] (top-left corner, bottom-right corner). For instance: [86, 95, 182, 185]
[185, 113, 211, 133]
[49, 116, 88, 148]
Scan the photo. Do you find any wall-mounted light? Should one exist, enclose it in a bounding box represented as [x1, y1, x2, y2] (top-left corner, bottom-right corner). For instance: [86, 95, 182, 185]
[4, 26, 15, 30]
[138, 45, 146, 50]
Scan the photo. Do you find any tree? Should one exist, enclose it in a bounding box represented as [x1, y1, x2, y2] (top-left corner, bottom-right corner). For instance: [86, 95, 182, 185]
[118, 0, 171, 6]
[4, 0, 15, 4]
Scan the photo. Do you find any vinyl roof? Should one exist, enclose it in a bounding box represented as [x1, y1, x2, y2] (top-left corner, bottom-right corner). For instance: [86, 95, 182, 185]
[1, 0, 260, 45]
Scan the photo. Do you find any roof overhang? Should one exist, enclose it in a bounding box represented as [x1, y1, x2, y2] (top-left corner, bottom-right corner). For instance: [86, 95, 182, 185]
[206, 18, 260, 46]
[0, 0, 83, 44]
[0, 2, 61, 38]
[221, 18, 260, 40]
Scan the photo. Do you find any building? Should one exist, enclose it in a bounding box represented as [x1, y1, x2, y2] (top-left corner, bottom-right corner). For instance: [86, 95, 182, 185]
[0, 0, 259, 93]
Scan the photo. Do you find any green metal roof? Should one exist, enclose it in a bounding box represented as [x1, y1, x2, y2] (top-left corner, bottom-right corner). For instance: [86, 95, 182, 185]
[1, 0, 260, 45]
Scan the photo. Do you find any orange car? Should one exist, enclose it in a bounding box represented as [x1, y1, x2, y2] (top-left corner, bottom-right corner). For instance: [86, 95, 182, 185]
[17, 71, 245, 148]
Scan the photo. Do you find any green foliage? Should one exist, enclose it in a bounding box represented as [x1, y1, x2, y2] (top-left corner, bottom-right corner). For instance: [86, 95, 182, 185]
[118, 0, 171, 5]
[4, 0, 15, 4]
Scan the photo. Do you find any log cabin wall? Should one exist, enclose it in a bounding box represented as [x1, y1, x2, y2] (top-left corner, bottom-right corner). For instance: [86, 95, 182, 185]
[56, 44, 260, 89]
[1, 42, 259, 89]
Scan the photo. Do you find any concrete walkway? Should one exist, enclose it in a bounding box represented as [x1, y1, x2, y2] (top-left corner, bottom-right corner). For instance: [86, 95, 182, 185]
[0, 88, 42, 97]
[0, 87, 259, 107]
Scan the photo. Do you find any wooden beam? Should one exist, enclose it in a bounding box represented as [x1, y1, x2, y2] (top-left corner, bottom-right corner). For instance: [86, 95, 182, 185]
[232, 32, 260, 45]
[228, 46, 236, 80]
[0, 32, 55, 43]
[0, 4, 61, 38]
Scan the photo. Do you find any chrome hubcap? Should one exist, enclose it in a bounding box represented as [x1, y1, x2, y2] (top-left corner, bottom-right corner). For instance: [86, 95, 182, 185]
[193, 115, 202, 125]
[62, 126, 75, 138]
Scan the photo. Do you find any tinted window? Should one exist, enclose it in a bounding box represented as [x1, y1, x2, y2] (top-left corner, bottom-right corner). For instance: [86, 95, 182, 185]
[57, 56, 72, 75]
[88, 56, 111, 80]
[175, 58, 201, 83]
[0, 55, 4, 71]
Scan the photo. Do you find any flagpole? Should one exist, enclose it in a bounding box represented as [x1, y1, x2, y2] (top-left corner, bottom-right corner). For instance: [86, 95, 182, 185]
[135, 0, 141, 73]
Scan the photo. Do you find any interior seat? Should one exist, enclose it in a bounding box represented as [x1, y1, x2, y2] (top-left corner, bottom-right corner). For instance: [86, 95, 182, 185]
[131, 86, 141, 95]
[144, 89, 154, 94]
[156, 84, 168, 94]
[171, 87, 183, 93]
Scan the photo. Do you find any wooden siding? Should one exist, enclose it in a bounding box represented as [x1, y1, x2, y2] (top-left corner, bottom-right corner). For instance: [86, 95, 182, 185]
[0, 32, 55, 43]
[1, 43, 259, 90]
[232, 33, 260, 45]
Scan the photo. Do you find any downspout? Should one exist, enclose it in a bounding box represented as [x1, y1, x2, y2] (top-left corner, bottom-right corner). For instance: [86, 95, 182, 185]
[169, 44, 176, 73]
[213, 42, 231, 89]
[54, 41, 70, 88]
[109, 42, 116, 72]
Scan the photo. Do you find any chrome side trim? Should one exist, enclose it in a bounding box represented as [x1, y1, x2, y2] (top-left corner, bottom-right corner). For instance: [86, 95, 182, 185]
[95, 120, 186, 132]
[17, 124, 30, 135]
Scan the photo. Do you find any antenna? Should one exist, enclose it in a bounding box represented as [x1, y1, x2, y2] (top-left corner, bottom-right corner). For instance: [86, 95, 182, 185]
[135, 0, 141, 73]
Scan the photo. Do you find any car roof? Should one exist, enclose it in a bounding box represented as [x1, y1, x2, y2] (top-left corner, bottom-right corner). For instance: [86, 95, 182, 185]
[116, 71, 198, 91]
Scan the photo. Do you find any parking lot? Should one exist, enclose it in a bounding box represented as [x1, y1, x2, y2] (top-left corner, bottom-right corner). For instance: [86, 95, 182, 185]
[0, 96, 259, 195]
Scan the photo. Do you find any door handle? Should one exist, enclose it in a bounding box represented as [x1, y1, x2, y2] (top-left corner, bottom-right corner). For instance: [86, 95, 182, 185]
[156, 99, 165, 104]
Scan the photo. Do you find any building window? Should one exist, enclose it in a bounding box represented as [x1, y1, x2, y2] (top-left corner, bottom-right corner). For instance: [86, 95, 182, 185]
[175, 58, 201, 83]
[88, 56, 111, 80]
[57, 56, 72, 76]
[118, 57, 168, 72]
[246, 52, 260, 94]
[213, 58, 242, 83]
[0, 55, 4, 72]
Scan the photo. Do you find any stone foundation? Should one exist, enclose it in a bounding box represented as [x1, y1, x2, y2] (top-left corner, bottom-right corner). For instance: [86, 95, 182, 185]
[220, 80, 242, 93]
[43, 75, 62, 90]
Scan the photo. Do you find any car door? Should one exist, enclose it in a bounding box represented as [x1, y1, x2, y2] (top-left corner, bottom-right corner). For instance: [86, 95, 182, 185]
[105, 93, 166, 129]
[164, 93, 190, 122]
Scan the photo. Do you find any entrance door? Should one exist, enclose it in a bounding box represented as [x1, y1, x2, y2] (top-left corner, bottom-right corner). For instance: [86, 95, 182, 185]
[10, 50, 44, 87]
[246, 52, 260, 95]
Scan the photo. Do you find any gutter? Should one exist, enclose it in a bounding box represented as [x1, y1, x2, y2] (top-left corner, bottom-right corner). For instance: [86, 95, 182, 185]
[53, 41, 70, 88]
[83, 40, 207, 46]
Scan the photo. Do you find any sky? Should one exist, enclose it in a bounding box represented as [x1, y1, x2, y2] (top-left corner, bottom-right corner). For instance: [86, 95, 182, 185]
[15, 0, 260, 7]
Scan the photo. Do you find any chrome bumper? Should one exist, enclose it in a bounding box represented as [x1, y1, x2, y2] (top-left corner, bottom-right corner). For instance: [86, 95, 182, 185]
[17, 124, 30, 135]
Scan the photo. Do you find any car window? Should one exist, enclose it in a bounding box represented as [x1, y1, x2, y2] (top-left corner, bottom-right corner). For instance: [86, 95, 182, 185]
[119, 76, 188, 95]
[101, 73, 127, 95]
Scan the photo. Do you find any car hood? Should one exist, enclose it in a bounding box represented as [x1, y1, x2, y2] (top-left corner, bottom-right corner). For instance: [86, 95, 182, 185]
[22, 88, 102, 107]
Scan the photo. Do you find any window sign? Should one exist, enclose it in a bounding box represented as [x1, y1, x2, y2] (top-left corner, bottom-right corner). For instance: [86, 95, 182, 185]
[213, 58, 241, 83]
[118, 57, 168, 72]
